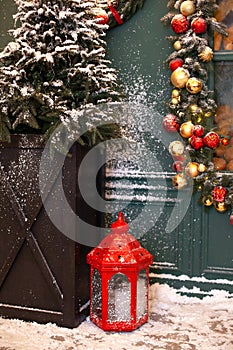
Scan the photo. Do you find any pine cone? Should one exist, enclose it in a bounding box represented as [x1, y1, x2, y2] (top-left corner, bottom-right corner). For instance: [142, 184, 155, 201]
[198, 46, 213, 62]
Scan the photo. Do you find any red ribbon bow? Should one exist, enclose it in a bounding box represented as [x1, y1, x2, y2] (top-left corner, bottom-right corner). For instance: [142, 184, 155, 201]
[107, 1, 123, 25]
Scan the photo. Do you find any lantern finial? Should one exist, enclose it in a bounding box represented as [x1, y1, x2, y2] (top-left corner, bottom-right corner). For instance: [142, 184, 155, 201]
[111, 212, 129, 232]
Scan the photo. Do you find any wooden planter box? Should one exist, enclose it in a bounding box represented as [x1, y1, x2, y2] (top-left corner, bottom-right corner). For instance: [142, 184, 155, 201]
[0, 135, 103, 328]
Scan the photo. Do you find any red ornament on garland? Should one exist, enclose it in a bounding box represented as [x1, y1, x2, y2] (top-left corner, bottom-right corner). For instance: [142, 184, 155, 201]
[230, 212, 233, 225]
[169, 58, 184, 71]
[173, 155, 185, 162]
[191, 17, 207, 34]
[212, 186, 227, 203]
[190, 135, 204, 150]
[96, 9, 109, 24]
[171, 14, 189, 34]
[203, 131, 220, 149]
[162, 114, 180, 132]
[172, 160, 183, 172]
[193, 125, 204, 137]
[221, 137, 230, 146]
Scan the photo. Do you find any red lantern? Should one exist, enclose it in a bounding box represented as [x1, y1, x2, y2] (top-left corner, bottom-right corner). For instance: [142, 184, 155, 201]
[203, 131, 220, 149]
[212, 186, 227, 203]
[162, 114, 180, 132]
[171, 14, 189, 34]
[86, 212, 153, 332]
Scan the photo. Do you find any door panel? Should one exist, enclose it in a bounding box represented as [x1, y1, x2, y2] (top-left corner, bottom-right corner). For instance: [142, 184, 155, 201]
[106, 0, 191, 276]
[106, 0, 233, 293]
[203, 205, 233, 273]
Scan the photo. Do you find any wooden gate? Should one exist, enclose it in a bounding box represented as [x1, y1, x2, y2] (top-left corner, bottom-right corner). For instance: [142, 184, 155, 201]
[0, 135, 101, 327]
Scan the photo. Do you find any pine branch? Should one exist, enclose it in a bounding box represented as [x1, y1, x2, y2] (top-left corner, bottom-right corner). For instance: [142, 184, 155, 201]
[161, 12, 176, 25]
[0, 0, 124, 144]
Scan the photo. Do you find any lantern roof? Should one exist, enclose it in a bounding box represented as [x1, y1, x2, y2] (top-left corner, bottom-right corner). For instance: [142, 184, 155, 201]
[87, 212, 153, 268]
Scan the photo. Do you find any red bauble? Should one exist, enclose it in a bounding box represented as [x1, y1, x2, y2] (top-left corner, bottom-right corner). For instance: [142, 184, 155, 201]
[171, 14, 189, 34]
[212, 186, 227, 203]
[162, 114, 180, 132]
[203, 131, 220, 149]
[193, 125, 204, 137]
[173, 154, 185, 162]
[190, 135, 204, 150]
[169, 58, 184, 71]
[222, 137, 230, 146]
[172, 160, 183, 172]
[191, 17, 207, 34]
[230, 213, 233, 225]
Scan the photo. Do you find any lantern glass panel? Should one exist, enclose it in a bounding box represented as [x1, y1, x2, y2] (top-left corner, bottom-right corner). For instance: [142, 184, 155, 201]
[92, 269, 102, 318]
[108, 273, 130, 321]
[137, 269, 148, 319]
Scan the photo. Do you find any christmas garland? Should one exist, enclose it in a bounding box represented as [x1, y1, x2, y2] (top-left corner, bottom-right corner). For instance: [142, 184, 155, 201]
[161, 0, 233, 224]
[94, 0, 145, 28]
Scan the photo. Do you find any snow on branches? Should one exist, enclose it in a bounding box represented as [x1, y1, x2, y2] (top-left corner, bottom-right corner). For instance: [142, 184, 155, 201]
[0, 0, 123, 143]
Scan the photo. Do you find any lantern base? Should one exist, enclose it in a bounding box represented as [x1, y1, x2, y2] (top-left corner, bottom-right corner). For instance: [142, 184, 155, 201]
[90, 313, 149, 332]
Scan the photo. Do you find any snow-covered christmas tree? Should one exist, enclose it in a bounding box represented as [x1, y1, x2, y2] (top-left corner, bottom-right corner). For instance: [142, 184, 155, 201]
[0, 0, 122, 143]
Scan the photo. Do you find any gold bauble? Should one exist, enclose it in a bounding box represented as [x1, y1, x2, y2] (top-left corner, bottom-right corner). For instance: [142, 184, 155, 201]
[172, 173, 187, 189]
[198, 163, 207, 172]
[171, 97, 180, 105]
[173, 40, 182, 51]
[189, 104, 202, 115]
[172, 89, 180, 98]
[186, 77, 203, 94]
[198, 46, 213, 62]
[179, 121, 194, 138]
[192, 114, 204, 124]
[180, 1, 196, 16]
[214, 201, 228, 213]
[204, 111, 212, 118]
[185, 162, 199, 178]
[202, 195, 213, 206]
[171, 67, 190, 88]
[189, 104, 204, 123]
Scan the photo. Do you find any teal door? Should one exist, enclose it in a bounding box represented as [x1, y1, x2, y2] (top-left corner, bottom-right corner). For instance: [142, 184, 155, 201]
[106, 0, 233, 295]
[0, 0, 16, 50]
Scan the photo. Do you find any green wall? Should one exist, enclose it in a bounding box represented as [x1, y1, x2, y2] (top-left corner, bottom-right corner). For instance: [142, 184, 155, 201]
[0, 0, 16, 50]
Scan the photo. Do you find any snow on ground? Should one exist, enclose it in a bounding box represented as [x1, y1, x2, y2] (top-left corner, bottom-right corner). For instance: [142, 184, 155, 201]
[0, 283, 233, 350]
